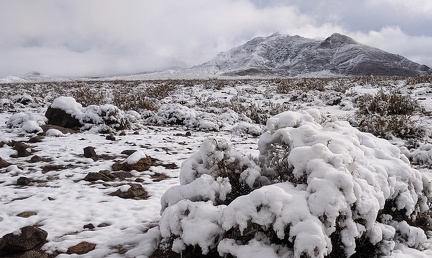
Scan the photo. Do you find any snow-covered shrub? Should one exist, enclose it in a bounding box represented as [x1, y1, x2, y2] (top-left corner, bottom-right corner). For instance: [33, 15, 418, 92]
[151, 110, 432, 258]
[401, 143, 432, 168]
[232, 122, 263, 137]
[353, 89, 426, 139]
[6, 112, 46, 133]
[145, 104, 222, 131]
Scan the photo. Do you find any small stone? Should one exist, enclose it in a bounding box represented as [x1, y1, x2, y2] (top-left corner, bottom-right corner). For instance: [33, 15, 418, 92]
[29, 155, 43, 163]
[17, 177, 31, 186]
[185, 131, 192, 137]
[106, 134, 116, 141]
[47, 197, 55, 201]
[97, 223, 110, 228]
[28, 136, 44, 143]
[17, 211, 37, 218]
[66, 241, 96, 255]
[119, 131, 126, 136]
[11, 141, 31, 157]
[83, 223, 95, 230]
[133, 131, 140, 135]
[135, 178, 145, 182]
[83, 146, 98, 160]
[120, 150, 136, 156]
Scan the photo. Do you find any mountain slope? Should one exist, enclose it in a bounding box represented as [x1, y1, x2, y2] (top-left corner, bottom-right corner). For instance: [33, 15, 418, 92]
[192, 33, 431, 77]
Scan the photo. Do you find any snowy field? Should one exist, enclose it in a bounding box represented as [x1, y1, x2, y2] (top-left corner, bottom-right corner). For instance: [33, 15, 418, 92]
[1, 77, 432, 257]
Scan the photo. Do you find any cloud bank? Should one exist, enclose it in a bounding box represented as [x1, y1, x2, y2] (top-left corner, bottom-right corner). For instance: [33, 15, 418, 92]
[0, 0, 431, 77]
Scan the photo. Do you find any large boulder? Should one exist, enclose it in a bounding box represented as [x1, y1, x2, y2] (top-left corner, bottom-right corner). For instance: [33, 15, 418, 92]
[0, 226, 48, 254]
[45, 106, 81, 128]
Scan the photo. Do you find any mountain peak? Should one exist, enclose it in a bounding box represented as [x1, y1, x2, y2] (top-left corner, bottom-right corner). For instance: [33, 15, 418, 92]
[320, 33, 358, 48]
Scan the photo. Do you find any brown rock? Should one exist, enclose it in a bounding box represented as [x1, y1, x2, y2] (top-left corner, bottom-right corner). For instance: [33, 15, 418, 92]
[28, 136, 44, 143]
[0, 226, 48, 252]
[0, 157, 12, 168]
[83, 146, 98, 160]
[16, 211, 37, 218]
[83, 171, 115, 182]
[112, 155, 152, 172]
[110, 183, 148, 199]
[66, 241, 96, 255]
[11, 141, 31, 157]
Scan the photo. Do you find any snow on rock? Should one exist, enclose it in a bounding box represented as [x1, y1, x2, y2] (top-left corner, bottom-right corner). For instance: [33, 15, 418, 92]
[45, 128, 65, 137]
[152, 110, 432, 258]
[124, 151, 147, 165]
[51, 96, 83, 116]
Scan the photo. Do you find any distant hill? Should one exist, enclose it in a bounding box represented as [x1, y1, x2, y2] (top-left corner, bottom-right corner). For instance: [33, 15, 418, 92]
[190, 33, 431, 77]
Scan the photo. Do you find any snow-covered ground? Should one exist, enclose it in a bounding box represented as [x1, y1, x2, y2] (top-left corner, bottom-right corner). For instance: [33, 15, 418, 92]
[1, 77, 432, 257]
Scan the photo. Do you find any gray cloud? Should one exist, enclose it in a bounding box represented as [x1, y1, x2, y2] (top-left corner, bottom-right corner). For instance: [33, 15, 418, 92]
[0, 0, 431, 78]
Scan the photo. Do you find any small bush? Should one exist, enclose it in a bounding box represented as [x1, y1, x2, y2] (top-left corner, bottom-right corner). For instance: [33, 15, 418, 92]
[353, 88, 425, 139]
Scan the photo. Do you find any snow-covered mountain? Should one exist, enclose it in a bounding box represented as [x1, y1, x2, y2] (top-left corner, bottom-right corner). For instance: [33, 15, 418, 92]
[191, 33, 431, 77]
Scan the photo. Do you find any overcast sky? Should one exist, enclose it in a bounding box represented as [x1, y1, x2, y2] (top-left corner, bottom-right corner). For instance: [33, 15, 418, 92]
[1, 0, 431, 78]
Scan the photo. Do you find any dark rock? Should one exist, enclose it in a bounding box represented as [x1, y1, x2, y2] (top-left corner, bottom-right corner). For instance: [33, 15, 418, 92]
[121, 150, 136, 156]
[28, 136, 44, 143]
[29, 155, 42, 163]
[11, 141, 31, 157]
[185, 131, 192, 137]
[17, 177, 31, 186]
[83, 224, 95, 230]
[83, 171, 115, 182]
[112, 155, 152, 172]
[97, 223, 110, 228]
[0, 226, 48, 253]
[83, 146, 98, 160]
[119, 131, 126, 136]
[135, 178, 145, 183]
[110, 184, 148, 199]
[7, 249, 51, 258]
[112, 171, 133, 180]
[106, 134, 116, 141]
[83, 170, 133, 182]
[133, 131, 140, 135]
[45, 106, 81, 128]
[0, 157, 12, 168]
[66, 241, 96, 255]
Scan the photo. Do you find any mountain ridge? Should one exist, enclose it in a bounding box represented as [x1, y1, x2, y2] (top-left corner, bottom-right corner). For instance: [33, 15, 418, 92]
[191, 32, 431, 77]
